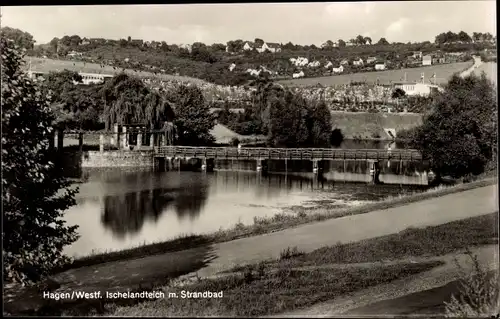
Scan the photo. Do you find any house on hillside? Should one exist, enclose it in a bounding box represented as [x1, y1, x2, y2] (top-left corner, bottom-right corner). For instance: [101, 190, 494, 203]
[340, 59, 349, 66]
[375, 63, 386, 71]
[243, 42, 254, 51]
[412, 51, 423, 59]
[256, 42, 282, 53]
[179, 43, 193, 52]
[366, 57, 377, 64]
[67, 51, 83, 58]
[352, 58, 364, 66]
[131, 39, 144, 47]
[422, 55, 432, 66]
[90, 38, 106, 45]
[80, 38, 91, 45]
[432, 57, 446, 64]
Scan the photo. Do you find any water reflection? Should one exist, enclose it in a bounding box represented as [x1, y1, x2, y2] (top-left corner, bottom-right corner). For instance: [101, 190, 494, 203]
[101, 188, 175, 238]
[65, 168, 429, 257]
[100, 175, 209, 238]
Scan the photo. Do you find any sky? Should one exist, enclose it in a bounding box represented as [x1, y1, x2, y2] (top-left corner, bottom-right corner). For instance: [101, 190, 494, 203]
[1, 1, 496, 46]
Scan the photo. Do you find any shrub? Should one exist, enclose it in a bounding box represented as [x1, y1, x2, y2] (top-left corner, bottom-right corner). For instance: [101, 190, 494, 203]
[279, 246, 305, 260]
[444, 251, 499, 317]
[330, 128, 344, 147]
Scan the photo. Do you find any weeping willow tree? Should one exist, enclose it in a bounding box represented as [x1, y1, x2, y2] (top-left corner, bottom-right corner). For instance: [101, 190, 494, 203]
[101, 73, 175, 144]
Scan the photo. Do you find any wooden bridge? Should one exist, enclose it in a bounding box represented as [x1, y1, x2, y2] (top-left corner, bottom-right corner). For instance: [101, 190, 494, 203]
[153, 146, 422, 161]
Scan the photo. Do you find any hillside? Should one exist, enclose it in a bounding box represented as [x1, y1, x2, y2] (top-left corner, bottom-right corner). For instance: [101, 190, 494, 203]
[27, 35, 494, 87]
[279, 62, 473, 87]
[25, 57, 208, 85]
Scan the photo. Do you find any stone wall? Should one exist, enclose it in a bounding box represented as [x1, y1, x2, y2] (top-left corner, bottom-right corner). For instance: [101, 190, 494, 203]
[81, 150, 154, 168]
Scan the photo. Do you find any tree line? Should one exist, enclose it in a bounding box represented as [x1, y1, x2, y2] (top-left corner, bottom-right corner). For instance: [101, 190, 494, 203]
[434, 31, 495, 45]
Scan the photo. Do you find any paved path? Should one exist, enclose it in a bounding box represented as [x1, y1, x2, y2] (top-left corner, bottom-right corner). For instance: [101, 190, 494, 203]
[188, 184, 497, 279]
[460, 56, 483, 78]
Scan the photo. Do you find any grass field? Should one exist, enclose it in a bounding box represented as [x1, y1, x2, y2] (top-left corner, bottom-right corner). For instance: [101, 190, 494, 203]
[25, 57, 207, 85]
[278, 62, 473, 87]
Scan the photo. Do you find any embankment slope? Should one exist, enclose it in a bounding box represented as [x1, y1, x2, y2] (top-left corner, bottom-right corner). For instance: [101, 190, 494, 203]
[330, 112, 424, 139]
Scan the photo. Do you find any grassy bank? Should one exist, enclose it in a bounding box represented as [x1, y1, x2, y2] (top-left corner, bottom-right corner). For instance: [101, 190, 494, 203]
[110, 261, 443, 317]
[228, 212, 498, 273]
[110, 212, 497, 316]
[58, 176, 497, 273]
[330, 111, 424, 139]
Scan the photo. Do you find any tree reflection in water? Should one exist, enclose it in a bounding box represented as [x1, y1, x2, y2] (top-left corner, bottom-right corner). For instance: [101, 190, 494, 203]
[101, 184, 209, 239]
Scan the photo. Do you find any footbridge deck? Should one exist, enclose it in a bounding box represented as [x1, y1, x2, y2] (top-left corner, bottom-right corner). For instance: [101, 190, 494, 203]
[153, 146, 422, 161]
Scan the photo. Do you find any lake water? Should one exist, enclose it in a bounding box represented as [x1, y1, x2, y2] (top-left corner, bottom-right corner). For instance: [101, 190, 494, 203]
[64, 161, 429, 257]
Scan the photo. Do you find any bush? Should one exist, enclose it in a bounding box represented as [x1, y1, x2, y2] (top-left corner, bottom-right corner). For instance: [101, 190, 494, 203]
[330, 128, 344, 147]
[444, 251, 499, 317]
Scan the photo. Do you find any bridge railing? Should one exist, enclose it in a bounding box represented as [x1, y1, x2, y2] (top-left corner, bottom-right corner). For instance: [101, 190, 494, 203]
[154, 146, 422, 160]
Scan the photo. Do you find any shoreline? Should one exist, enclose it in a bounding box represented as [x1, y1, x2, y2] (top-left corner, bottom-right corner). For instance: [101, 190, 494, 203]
[54, 176, 497, 274]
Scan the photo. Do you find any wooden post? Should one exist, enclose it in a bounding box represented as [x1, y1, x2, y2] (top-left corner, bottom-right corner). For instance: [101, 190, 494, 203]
[78, 132, 83, 152]
[48, 129, 55, 150]
[57, 130, 64, 151]
[112, 124, 119, 147]
[99, 134, 104, 153]
[137, 132, 143, 149]
[122, 126, 128, 150]
[312, 160, 319, 174]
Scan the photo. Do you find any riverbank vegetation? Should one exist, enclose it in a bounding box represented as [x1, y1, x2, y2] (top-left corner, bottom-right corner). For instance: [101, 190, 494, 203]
[107, 212, 497, 317]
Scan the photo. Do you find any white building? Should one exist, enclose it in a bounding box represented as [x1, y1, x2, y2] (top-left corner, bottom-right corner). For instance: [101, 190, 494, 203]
[242, 42, 254, 51]
[393, 82, 444, 96]
[375, 63, 386, 70]
[256, 42, 282, 53]
[352, 58, 364, 66]
[422, 55, 432, 66]
[76, 73, 114, 85]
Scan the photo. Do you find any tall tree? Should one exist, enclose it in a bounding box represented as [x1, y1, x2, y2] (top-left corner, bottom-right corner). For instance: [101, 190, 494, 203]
[338, 39, 346, 47]
[322, 40, 334, 49]
[172, 84, 215, 146]
[364, 36, 372, 45]
[305, 100, 332, 147]
[102, 73, 174, 130]
[254, 38, 265, 47]
[283, 41, 296, 50]
[2, 37, 79, 284]
[458, 31, 472, 43]
[268, 90, 309, 147]
[377, 37, 389, 45]
[409, 73, 497, 179]
[0, 26, 35, 50]
[356, 34, 366, 45]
